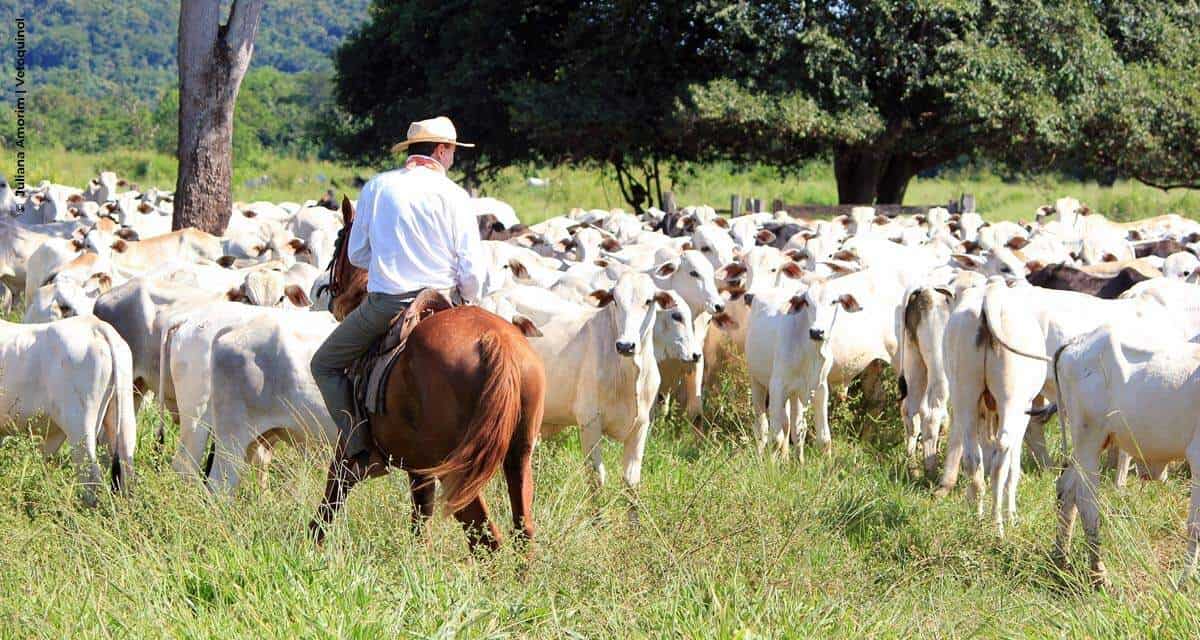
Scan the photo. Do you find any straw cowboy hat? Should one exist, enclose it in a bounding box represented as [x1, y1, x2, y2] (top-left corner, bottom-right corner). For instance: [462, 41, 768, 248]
[391, 116, 476, 153]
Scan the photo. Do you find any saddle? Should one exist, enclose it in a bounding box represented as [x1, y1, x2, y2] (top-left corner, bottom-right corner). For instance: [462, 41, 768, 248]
[350, 289, 454, 423]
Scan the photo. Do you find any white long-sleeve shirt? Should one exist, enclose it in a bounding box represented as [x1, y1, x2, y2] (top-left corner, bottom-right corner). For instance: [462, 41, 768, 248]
[348, 159, 485, 302]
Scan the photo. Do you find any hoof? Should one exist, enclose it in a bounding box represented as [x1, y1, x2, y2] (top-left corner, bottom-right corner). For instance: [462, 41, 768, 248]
[1090, 563, 1109, 590]
[932, 485, 951, 500]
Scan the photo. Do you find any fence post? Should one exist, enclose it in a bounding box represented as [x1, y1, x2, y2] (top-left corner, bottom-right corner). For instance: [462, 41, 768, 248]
[772, 198, 784, 213]
[961, 193, 976, 213]
[731, 194, 742, 217]
[663, 190, 677, 215]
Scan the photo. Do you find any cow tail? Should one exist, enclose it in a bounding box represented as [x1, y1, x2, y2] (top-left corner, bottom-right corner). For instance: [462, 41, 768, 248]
[978, 292, 1053, 363]
[417, 332, 522, 514]
[157, 323, 181, 446]
[1052, 342, 1070, 460]
[98, 323, 136, 495]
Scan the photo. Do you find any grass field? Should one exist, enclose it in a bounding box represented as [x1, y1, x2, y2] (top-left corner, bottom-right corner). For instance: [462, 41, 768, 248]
[5, 147, 1200, 636]
[1, 364, 1199, 637]
[6, 147, 1200, 225]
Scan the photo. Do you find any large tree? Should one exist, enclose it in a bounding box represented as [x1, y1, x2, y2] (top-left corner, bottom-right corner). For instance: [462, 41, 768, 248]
[172, 0, 266, 234]
[333, 0, 1200, 207]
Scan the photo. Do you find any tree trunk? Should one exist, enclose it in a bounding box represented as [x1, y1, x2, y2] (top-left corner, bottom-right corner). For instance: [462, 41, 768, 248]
[833, 148, 884, 205]
[875, 154, 917, 204]
[172, 0, 266, 235]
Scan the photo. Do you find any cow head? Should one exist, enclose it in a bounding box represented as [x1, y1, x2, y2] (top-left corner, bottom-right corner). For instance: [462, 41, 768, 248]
[652, 249, 726, 316]
[652, 290, 701, 364]
[787, 284, 862, 345]
[690, 223, 737, 270]
[589, 272, 674, 357]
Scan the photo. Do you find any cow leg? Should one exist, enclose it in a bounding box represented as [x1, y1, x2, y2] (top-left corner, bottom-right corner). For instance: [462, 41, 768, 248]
[989, 406, 1029, 537]
[1181, 434, 1200, 586]
[407, 471, 436, 538]
[453, 495, 502, 553]
[1074, 445, 1107, 588]
[920, 392, 948, 479]
[858, 359, 888, 418]
[1114, 449, 1132, 488]
[1024, 398, 1053, 470]
[246, 440, 273, 491]
[580, 420, 606, 488]
[308, 458, 365, 545]
[683, 359, 703, 425]
[749, 380, 769, 453]
[69, 418, 103, 508]
[813, 380, 833, 456]
[901, 349, 926, 460]
[960, 409, 987, 518]
[1053, 462, 1079, 571]
[767, 378, 791, 460]
[787, 396, 806, 461]
[40, 427, 67, 459]
[621, 415, 651, 490]
[503, 441, 536, 543]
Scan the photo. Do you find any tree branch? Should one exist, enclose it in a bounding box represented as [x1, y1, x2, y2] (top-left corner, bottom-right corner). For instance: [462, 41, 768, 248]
[223, 0, 266, 66]
[1134, 175, 1200, 191]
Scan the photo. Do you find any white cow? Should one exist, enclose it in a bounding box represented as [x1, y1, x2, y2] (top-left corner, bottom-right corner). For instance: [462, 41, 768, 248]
[0, 316, 136, 504]
[1052, 325, 1200, 586]
[206, 311, 340, 493]
[526, 272, 672, 489]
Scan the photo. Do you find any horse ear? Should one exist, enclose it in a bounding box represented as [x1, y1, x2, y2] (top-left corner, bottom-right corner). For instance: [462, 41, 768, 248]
[217, 255, 237, 268]
[653, 291, 677, 309]
[589, 289, 614, 307]
[284, 284, 311, 307]
[340, 195, 355, 224]
[838, 293, 863, 312]
[510, 315, 542, 338]
[787, 295, 808, 314]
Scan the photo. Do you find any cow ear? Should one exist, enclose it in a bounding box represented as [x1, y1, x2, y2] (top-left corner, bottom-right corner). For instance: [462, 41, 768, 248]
[742, 292, 755, 306]
[1006, 236, 1030, 250]
[838, 293, 862, 312]
[1127, 230, 1142, 241]
[589, 289, 614, 307]
[226, 287, 248, 302]
[654, 260, 678, 278]
[252, 244, 266, 257]
[600, 237, 622, 252]
[217, 255, 237, 269]
[284, 284, 311, 307]
[950, 253, 984, 269]
[933, 286, 954, 298]
[510, 315, 542, 338]
[1102, 252, 1118, 262]
[713, 217, 730, 229]
[712, 312, 738, 330]
[831, 249, 857, 262]
[781, 262, 803, 279]
[914, 214, 927, 224]
[787, 295, 808, 314]
[680, 241, 694, 251]
[71, 239, 85, 251]
[242, 209, 257, 218]
[490, 221, 506, 233]
[783, 248, 807, 262]
[961, 240, 982, 254]
[111, 239, 128, 253]
[116, 179, 128, 188]
[138, 202, 154, 213]
[555, 238, 576, 252]
[723, 285, 746, 300]
[90, 273, 113, 294]
[116, 228, 139, 241]
[756, 229, 776, 245]
[1025, 260, 1046, 274]
[1079, 205, 1092, 216]
[507, 258, 530, 280]
[593, 259, 610, 268]
[67, 193, 83, 204]
[653, 291, 677, 309]
[715, 262, 746, 280]
[872, 214, 890, 225]
[287, 238, 309, 253]
[680, 215, 697, 232]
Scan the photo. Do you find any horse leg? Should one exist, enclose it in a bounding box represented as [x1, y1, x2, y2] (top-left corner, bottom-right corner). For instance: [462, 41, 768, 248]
[503, 440, 536, 543]
[453, 495, 502, 553]
[308, 459, 364, 545]
[407, 471, 436, 538]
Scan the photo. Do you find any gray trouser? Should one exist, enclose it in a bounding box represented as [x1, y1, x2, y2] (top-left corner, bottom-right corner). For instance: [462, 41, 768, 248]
[311, 292, 414, 459]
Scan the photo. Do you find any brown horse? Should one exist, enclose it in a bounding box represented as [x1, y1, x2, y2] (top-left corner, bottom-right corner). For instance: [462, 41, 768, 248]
[309, 197, 546, 551]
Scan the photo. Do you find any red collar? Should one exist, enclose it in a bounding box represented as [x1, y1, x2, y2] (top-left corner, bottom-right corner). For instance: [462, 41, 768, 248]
[405, 155, 446, 175]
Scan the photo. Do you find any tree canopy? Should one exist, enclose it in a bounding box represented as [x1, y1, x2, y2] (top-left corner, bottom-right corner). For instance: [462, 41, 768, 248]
[333, 0, 1200, 208]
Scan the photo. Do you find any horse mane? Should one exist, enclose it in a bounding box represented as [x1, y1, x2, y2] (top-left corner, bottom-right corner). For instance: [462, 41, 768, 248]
[323, 195, 367, 320]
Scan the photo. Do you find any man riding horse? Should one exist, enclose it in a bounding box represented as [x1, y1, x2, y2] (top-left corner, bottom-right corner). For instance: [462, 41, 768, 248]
[310, 116, 485, 480]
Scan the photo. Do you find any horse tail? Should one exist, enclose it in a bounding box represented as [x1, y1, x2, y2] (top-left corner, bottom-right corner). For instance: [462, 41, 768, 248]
[419, 331, 523, 513]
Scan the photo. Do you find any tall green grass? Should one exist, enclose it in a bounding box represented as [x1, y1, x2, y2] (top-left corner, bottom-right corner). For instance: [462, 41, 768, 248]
[6, 147, 1200, 225]
[1, 369, 1199, 637]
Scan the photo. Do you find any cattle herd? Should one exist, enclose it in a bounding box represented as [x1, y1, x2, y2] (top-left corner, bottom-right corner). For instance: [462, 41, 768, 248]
[4, 171, 1200, 587]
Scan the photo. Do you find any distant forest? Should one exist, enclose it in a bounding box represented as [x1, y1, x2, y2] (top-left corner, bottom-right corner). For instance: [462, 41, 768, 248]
[0, 0, 371, 160]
